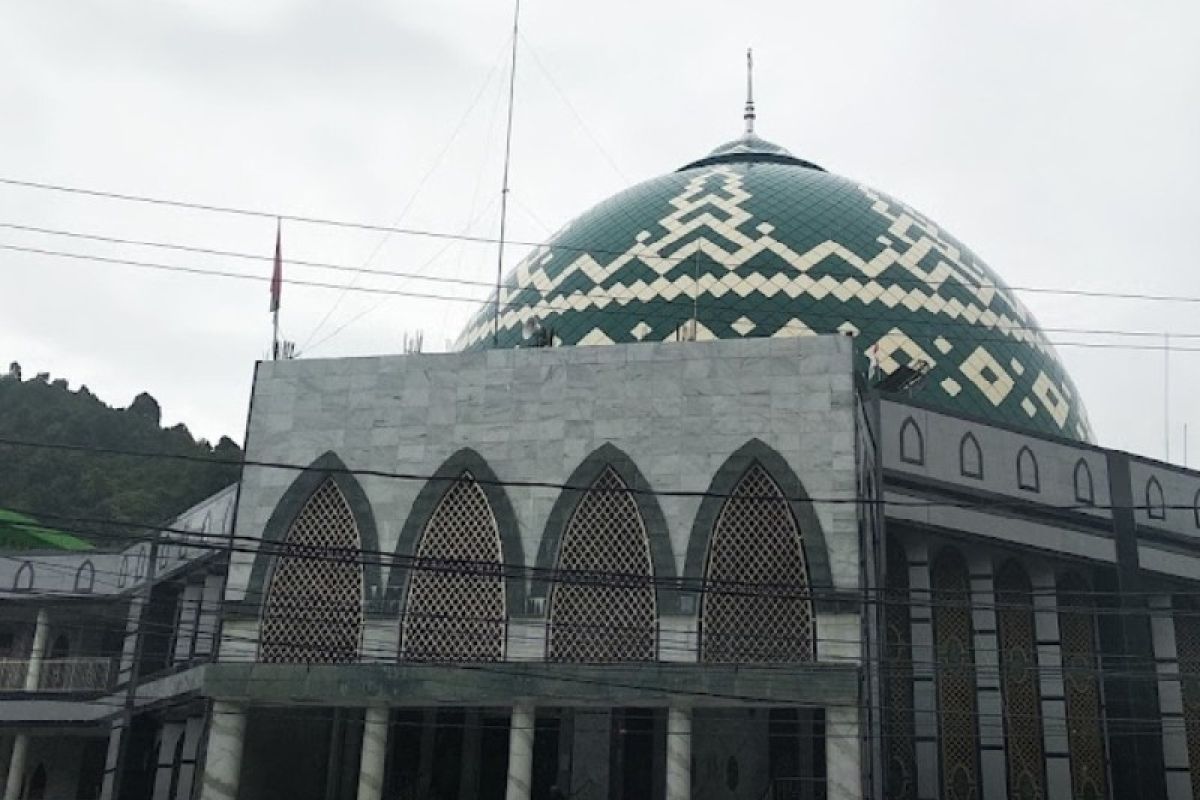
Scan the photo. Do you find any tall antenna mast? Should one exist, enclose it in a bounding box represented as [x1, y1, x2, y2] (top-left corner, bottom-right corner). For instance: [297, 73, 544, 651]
[743, 48, 756, 136]
[492, 0, 521, 346]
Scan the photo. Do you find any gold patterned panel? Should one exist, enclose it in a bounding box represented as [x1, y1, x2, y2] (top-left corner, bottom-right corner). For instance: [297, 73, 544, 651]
[1174, 596, 1200, 800]
[702, 464, 814, 663]
[1058, 574, 1109, 800]
[995, 562, 1046, 800]
[260, 479, 363, 664]
[932, 549, 979, 800]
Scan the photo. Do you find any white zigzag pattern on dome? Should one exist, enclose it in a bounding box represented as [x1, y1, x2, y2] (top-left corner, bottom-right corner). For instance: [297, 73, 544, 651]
[456, 166, 1085, 437]
[459, 166, 1054, 358]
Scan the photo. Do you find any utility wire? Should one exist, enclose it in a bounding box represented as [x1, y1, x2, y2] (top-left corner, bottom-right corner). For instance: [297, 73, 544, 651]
[4, 175, 1200, 309]
[13, 237, 1200, 358]
[2, 435, 1197, 517]
[8, 501, 1200, 609]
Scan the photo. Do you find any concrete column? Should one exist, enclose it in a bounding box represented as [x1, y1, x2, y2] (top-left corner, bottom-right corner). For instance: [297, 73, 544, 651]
[904, 539, 938, 800]
[666, 705, 691, 800]
[1031, 566, 1072, 800]
[1150, 595, 1192, 800]
[199, 701, 247, 800]
[356, 707, 389, 800]
[5, 609, 50, 800]
[505, 704, 535, 800]
[968, 554, 1006, 800]
[24, 608, 50, 691]
[3, 735, 28, 800]
[825, 705, 862, 800]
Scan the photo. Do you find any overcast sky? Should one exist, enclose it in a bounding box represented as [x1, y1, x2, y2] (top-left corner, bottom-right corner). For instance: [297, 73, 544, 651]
[3, 1, 1199, 461]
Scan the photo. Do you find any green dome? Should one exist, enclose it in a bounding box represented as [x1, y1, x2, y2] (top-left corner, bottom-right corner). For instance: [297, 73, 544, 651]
[457, 134, 1093, 442]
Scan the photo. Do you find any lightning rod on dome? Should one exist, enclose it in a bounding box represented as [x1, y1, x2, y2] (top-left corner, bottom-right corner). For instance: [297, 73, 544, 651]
[744, 48, 756, 136]
[493, 0, 521, 347]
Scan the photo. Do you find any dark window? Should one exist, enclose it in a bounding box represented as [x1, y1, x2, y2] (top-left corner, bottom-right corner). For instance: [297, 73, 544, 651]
[1146, 477, 1166, 520]
[959, 433, 983, 479]
[1074, 460, 1095, 506]
[27, 764, 46, 800]
[74, 561, 95, 593]
[1017, 446, 1039, 492]
[900, 418, 924, 465]
[13, 562, 33, 592]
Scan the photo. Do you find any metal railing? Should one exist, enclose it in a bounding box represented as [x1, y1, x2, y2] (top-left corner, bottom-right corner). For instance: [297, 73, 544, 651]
[0, 657, 115, 692]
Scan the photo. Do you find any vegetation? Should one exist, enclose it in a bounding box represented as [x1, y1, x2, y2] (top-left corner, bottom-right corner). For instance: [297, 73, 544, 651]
[0, 361, 241, 546]
[0, 508, 92, 551]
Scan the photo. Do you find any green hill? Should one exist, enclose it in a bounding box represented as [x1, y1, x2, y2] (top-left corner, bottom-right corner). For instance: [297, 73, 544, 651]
[0, 361, 241, 545]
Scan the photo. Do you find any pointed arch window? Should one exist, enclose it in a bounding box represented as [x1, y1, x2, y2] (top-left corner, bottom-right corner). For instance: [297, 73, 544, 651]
[1074, 460, 1095, 506]
[702, 463, 814, 663]
[74, 561, 95, 593]
[13, 562, 33, 592]
[1146, 477, 1166, 520]
[995, 560, 1046, 799]
[260, 478, 364, 664]
[959, 433, 983, 480]
[884, 537, 916, 800]
[549, 466, 656, 662]
[1059, 573, 1109, 800]
[1017, 446, 1040, 492]
[401, 473, 506, 662]
[900, 417, 925, 466]
[931, 548, 978, 800]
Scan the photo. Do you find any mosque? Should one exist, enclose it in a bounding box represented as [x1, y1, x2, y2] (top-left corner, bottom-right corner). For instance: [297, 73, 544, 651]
[1, 68, 1198, 800]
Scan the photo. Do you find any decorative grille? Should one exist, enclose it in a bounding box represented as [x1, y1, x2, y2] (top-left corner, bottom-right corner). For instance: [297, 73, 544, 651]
[885, 539, 917, 800]
[401, 473, 506, 661]
[549, 467, 656, 662]
[1174, 596, 1200, 800]
[701, 463, 814, 663]
[1058, 574, 1108, 800]
[932, 548, 979, 800]
[260, 479, 363, 664]
[995, 561, 1046, 800]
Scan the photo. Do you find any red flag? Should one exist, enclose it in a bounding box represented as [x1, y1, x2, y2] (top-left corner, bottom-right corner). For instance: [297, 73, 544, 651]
[269, 221, 282, 312]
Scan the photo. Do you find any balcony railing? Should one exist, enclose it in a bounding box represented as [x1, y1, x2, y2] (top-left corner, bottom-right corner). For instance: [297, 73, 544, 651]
[0, 657, 115, 692]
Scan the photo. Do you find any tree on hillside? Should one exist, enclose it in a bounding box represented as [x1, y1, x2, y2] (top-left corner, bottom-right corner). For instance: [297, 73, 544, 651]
[0, 368, 242, 545]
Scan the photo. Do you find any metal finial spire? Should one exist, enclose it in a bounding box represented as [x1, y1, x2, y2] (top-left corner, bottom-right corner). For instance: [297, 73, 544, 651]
[743, 48, 756, 136]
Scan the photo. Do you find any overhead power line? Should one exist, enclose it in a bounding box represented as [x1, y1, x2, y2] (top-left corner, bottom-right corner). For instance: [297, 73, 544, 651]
[4, 174, 1200, 308]
[12, 238, 1200, 356]
[4, 433, 1198, 515]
